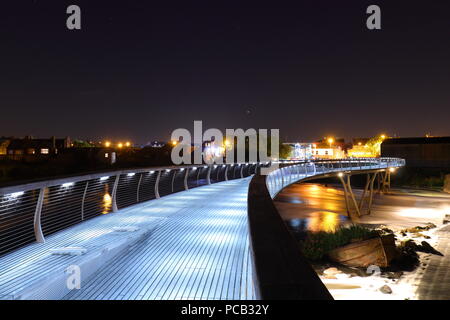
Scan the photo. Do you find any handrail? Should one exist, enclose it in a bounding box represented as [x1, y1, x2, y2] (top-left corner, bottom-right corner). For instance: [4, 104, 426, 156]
[0, 162, 262, 256]
[0, 157, 405, 297]
[247, 157, 405, 299]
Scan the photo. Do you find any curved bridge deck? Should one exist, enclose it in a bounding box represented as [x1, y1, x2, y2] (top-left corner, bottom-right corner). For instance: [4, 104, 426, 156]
[0, 178, 255, 300]
[0, 159, 404, 300]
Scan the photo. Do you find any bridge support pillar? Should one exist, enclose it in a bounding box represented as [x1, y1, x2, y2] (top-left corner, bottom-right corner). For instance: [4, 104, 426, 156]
[377, 170, 391, 194]
[338, 172, 379, 219]
[359, 173, 378, 215]
[338, 173, 360, 218]
[367, 172, 378, 215]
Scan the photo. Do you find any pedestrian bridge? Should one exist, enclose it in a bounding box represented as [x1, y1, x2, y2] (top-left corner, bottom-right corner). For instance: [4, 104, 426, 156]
[0, 158, 404, 300]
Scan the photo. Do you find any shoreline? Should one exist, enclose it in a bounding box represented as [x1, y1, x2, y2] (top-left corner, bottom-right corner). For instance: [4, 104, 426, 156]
[275, 183, 448, 300]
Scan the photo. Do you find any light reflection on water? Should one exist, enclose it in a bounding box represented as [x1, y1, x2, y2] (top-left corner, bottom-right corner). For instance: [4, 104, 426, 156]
[287, 211, 350, 233]
[275, 183, 350, 234]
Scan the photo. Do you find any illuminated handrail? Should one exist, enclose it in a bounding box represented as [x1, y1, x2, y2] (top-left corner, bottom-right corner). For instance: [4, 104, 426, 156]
[247, 157, 405, 299]
[0, 158, 405, 258]
[269, 157, 405, 197]
[0, 162, 261, 256]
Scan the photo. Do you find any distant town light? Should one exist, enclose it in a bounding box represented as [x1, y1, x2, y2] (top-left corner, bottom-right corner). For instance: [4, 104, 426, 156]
[171, 140, 178, 146]
[381, 134, 386, 140]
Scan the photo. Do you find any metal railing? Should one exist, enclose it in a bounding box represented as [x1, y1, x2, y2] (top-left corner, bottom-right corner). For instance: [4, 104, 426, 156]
[0, 158, 405, 257]
[0, 162, 261, 256]
[247, 157, 405, 299]
[268, 157, 405, 198]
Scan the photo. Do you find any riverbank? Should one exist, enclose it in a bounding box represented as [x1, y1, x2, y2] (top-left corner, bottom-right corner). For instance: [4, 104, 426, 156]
[275, 183, 450, 300]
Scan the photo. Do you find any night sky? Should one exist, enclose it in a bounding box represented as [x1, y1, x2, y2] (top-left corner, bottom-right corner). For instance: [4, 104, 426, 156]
[1, 1, 450, 144]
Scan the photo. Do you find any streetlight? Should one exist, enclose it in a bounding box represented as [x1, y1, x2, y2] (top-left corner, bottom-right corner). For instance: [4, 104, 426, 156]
[327, 137, 334, 148]
[381, 134, 386, 140]
[104, 141, 111, 148]
[125, 141, 131, 147]
[171, 140, 178, 146]
[117, 143, 123, 149]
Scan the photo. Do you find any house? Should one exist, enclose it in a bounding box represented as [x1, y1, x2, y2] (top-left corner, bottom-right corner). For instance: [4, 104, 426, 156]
[0, 137, 12, 155]
[311, 138, 346, 159]
[311, 143, 346, 159]
[6, 136, 71, 156]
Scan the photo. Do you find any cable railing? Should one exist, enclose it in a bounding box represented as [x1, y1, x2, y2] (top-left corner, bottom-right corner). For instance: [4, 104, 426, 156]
[268, 157, 405, 197]
[0, 157, 406, 300]
[0, 162, 261, 256]
[0, 158, 405, 258]
[247, 157, 405, 300]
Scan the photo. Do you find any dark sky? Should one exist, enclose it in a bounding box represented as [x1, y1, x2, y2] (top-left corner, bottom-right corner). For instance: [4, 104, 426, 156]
[1, 1, 450, 144]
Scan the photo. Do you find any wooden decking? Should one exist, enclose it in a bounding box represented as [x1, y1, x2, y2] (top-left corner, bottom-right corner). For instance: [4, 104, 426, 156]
[0, 178, 255, 300]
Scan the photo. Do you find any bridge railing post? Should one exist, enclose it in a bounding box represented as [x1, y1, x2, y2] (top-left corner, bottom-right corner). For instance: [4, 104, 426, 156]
[33, 187, 46, 243]
[112, 174, 120, 212]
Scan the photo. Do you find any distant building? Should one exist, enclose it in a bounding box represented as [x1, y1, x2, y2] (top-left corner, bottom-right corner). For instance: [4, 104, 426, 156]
[347, 145, 374, 158]
[6, 136, 71, 156]
[381, 137, 450, 169]
[311, 143, 345, 159]
[311, 140, 346, 159]
[347, 138, 374, 158]
[316, 138, 346, 150]
[0, 137, 12, 155]
[145, 141, 165, 148]
[203, 140, 225, 162]
[283, 143, 314, 160]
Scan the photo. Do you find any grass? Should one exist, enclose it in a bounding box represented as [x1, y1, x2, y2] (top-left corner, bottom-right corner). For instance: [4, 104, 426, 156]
[298, 225, 379, 261]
